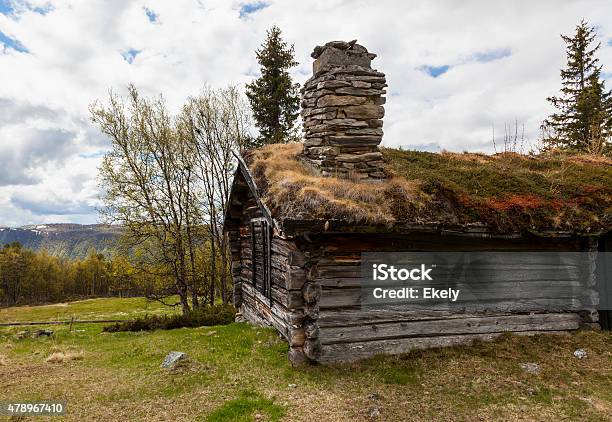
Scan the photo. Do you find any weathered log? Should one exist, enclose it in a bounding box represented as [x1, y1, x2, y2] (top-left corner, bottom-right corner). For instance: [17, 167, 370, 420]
[304, 303, 319, 320]
[241, 284, 290, 320]
[288, 347, 309, 366]
[304, 338, 321, 360]
[271, 238, 302, 256]
[579, 309, 600, 323]
[240, 303, 289, 340]
[318, 281, 591, 309]
[289, 327, 306, 347]
[318, 313, 582, 345]
[233, 281, 243, 308]
[305, 321, 319, 339]
[271, 267, 306, 290]
[318, 331, 571, 364]
[288, 251, 307, 266]
[303, 283, 321, 304]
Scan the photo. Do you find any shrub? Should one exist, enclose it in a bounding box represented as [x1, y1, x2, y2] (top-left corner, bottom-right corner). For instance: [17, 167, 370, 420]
[103, 304, 236, 332]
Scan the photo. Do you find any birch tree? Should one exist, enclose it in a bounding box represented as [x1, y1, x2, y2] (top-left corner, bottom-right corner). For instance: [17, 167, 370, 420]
[91, 85, 251, 312]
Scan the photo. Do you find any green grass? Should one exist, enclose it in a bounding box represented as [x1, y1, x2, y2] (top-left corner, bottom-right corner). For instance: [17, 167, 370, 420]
[1, 297, 611, 421]
[383, 148, 612, 232]
[204, 390, 285, 422]
[0, 296, 180, 323]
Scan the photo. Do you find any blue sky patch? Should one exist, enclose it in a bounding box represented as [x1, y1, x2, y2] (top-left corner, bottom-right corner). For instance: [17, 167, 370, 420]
[0, 30, 28, 53]
[0, 0, 53, 16]
[239, 1, 269, 19]
[471, 48, 511, 63]
[145, 7, 157, 23]
[420, 64, 451, 78]
[121, 48, 141, 64]
[0, 0, 14, 15]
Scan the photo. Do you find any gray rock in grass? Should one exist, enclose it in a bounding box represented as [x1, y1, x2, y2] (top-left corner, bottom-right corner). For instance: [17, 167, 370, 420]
[161, 351, 187, 369]
[573, 348, 587, 359]
[519, 362, 541, 375]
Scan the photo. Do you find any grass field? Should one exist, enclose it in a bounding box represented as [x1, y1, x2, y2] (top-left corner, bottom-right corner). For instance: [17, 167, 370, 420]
[1, 297, 611, 421]
[0, 297, 179, 323]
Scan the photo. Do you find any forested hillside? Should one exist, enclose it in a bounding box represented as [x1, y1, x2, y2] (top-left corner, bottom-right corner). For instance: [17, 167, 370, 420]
[0, 224, 121, 258]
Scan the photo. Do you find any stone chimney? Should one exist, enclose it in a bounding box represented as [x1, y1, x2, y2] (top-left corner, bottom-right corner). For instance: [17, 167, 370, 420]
[300, 40, 387, 180]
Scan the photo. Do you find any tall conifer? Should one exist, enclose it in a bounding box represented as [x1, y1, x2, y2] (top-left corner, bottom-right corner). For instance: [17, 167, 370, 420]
[543, 20, 612, 154]
[246, 26, 300, 146]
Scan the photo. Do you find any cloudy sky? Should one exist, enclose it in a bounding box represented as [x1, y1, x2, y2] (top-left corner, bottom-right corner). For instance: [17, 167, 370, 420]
[1, 0, 611, 226]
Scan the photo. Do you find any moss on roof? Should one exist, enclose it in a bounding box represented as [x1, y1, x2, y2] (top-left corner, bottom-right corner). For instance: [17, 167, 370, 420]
[246, 143, 612, 234]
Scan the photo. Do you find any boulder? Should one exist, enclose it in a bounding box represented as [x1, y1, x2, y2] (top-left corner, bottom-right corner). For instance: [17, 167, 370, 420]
[161, 351, 187, 369]
[573, 349, 587, 359]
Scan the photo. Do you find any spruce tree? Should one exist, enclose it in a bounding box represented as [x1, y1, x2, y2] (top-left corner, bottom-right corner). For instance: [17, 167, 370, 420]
[543, 20, 612, 154]
[577, 68, 612, 154]
[245, 26, 300, 146]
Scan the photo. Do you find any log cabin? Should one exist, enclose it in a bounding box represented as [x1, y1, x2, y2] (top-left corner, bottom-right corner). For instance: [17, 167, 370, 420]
[224, 41, 612, 365]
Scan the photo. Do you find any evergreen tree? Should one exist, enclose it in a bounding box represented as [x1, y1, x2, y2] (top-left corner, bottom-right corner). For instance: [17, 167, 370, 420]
[245, 26, 300, 146]
[543, 20, 612, 154]
[577, 68, 612, 154]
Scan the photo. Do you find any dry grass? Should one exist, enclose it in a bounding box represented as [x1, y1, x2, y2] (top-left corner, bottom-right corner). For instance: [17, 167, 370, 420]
[0, 354, 7, 366]
[246, 143, 612, 232]
[45, 350, 84, 363]
[248, 143, 428, 225]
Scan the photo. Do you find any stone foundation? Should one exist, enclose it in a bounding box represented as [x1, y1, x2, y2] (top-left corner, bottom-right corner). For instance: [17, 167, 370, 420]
[301, 40, 387, 180]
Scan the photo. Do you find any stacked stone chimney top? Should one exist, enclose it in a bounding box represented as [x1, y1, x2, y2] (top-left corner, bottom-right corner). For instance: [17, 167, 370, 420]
[300, 40, 387, 181]
[311, 40, 377, 72]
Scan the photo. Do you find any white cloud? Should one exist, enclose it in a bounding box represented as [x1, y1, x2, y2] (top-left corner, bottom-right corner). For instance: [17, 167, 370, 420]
[0, 0, 611, 225]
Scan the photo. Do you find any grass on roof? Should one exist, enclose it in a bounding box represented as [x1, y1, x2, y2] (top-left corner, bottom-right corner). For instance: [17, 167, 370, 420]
[247, 143, 612, 233]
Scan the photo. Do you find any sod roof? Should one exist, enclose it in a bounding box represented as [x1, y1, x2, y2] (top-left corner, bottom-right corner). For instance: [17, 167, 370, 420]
[245, 143, 612, 234]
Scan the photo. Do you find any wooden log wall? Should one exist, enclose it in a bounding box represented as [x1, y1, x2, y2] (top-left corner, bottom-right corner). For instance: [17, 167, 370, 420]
[230, 215, 309, 363]
[305, 232, 600, 364]
[226, 168, 315, 365]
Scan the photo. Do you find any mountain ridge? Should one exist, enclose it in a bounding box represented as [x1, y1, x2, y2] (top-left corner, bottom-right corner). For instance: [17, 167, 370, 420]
[0, 223, 122, 259]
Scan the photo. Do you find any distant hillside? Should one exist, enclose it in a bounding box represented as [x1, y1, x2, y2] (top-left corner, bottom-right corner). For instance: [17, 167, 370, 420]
[0, 224, 122, 259]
